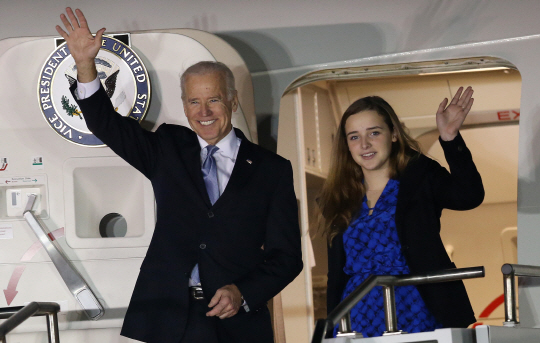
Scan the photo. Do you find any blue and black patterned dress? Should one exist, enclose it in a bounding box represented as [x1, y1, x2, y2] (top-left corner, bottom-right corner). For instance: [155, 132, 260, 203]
[338, 179, 443, 337]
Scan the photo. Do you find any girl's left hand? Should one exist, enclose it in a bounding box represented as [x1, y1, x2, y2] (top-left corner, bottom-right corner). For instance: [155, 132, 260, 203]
[436, 86, 474, 141]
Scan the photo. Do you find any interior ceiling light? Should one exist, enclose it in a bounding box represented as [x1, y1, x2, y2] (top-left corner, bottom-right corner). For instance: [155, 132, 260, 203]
[418, 66, 510, 76]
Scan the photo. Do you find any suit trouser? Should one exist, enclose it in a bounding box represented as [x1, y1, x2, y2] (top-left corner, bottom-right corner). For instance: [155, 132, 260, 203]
[180, 294, 274, 343]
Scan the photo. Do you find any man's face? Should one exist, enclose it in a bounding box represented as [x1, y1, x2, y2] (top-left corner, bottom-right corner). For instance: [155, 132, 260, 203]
[182, 72, 238, 145]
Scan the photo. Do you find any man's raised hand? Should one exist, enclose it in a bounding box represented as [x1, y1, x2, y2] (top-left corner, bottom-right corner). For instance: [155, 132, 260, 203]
[55, 7, 105, 82]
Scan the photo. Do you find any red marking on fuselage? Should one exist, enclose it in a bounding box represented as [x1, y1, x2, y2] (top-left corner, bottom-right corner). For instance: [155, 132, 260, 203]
[3, 265, 25, 305]
[479, 294, 505, 318]
[3, 228, 65, 304]
[20, 241, 42, 262]
[21, 227, 64, 262]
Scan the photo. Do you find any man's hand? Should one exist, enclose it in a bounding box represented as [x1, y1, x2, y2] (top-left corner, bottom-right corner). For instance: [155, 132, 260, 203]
[55, 7, 105, 82]
[436, 86, 474, 141]
[207, 284, 243, 319]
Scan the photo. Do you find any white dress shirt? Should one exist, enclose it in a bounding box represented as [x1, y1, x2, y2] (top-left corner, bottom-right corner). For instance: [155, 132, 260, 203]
[197, 129, 241, 196]
[75, 77, 101, 100]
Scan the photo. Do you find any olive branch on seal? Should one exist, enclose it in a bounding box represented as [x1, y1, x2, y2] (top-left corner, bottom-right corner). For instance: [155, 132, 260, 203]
[61, 95, 84, 120]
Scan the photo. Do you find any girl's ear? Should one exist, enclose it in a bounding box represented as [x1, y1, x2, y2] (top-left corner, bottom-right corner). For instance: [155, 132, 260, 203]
[392, 131, 397, 142]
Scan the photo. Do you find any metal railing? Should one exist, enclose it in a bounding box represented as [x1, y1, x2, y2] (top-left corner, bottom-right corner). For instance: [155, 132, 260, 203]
[23, 195, 104, 320]
[501, 263, 540, 327]
[311, 266, 485, 343]
[0, 302, 60, 343]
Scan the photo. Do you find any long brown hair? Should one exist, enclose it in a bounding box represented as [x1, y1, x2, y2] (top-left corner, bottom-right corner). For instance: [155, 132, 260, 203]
[318, 96, 421, 243]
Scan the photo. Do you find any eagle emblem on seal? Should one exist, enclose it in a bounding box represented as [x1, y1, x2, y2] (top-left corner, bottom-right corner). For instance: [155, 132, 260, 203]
[63, 56, 127, 119]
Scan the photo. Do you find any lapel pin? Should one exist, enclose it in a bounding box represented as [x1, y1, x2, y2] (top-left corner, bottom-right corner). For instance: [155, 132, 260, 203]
[246, 159, 252, 164]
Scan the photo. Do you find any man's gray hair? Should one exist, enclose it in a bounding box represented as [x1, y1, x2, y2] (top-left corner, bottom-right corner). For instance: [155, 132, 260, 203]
[180, 61, 236, 101]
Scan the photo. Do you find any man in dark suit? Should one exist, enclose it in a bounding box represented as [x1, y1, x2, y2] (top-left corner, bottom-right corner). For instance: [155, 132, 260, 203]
[56, 7, 303, 343]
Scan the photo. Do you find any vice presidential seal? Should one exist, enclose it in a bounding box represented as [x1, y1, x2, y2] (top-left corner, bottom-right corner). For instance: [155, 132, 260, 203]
[38, 35, 151, 147]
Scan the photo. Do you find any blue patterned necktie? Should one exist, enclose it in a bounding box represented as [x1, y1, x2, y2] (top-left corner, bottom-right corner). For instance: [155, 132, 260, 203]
[190, 145, 220, 286]
[202, 145, 220, 205]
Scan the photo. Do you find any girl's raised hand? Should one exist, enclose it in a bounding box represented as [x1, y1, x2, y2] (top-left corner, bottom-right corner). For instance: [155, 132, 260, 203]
[436, 86, 474, 141]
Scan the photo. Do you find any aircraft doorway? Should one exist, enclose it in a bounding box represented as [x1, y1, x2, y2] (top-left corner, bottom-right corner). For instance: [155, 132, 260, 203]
[280, 57, 521, 328]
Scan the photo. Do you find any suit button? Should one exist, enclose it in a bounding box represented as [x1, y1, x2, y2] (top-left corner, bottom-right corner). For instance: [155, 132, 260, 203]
[457, 145, 463, 152]
[200, 244, 206, 249]
[208, 211, 214, 218]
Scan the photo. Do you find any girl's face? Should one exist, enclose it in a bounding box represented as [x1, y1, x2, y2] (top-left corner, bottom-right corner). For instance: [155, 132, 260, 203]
[345, 110, 397, 175]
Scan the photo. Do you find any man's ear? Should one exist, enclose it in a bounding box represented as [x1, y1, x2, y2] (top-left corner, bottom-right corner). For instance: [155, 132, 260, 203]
[232, 90, 239, 112]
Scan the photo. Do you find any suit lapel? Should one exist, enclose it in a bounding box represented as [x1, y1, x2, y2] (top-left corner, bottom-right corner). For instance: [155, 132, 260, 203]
[213, 129, 258, 209]
[178, 131, 212, 207]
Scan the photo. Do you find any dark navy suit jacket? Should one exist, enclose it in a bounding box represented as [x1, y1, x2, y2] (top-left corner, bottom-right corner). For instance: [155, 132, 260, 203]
[74, 85, 303, 343]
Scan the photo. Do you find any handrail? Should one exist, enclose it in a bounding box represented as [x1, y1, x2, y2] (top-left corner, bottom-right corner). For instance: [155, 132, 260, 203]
[311, 266, 485, 343]
[0, 302, 60, 343]
[501, 263, 540, 327]
[23, 195, 104, 320]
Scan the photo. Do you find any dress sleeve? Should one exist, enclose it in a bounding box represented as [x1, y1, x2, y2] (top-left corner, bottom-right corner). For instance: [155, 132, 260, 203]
[432, 132, 485, 210]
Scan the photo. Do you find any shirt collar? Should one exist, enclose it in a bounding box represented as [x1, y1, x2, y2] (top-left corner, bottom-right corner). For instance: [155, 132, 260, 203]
[197, 128, 238, 160]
